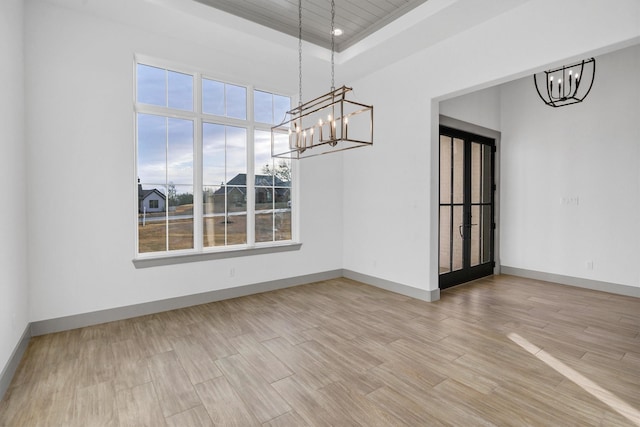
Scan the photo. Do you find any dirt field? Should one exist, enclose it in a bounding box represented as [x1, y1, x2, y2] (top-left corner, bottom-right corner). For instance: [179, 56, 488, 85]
[138, 208, 291, 253]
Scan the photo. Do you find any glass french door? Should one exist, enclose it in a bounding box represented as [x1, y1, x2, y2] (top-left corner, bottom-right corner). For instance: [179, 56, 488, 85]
[439, 126, 495, 289]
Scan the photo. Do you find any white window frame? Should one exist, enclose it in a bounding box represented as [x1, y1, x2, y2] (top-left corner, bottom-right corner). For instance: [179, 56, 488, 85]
[133, 55, 299, 266]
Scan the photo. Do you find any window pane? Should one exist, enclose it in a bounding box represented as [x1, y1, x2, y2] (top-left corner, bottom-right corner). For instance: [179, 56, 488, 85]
[255, 188, 274, 243]
[482, 205, 492, 263]
[256, 173, 273, 187]
[482, 145, 493, 203]
[137, 114, 166, 185]
[168, 71, 193, 111]
[275, 189, 291, 241]
[470, 204, 480, 267]
[255, 130, 291, 186]
[138, 185, 167, 253]
[254, 128, 291, 243]
[471, 142, 481, 204]
[254, 90, 273, 124]
[226, 84, 246, 119]
[255, 130, 273, 180]
[226, 126, 247, 182]
[226, 186, 247, 213]
[167, 118, 193, 185]
[202, 79, 224, 116]
[137, 112, 168, 254]
[202, 124, 247, 249]
[273, 94, 290, 125]
[226, 185, 247, 245]
[203, 185, 247, 247]
[440, 135, 452, 205]
[168, 185, 194, 250]
[439, 206, 451, 274]
[137, 64, 166, 107]
[137, 114, 195, 253]
[203, 123, 226, 186]
[274, 161, 291, 186]
[272, 131, 290, 158]
[452, 206, 463, 271]
[453, 138, 464, 204]
[203, 186, 223, 247]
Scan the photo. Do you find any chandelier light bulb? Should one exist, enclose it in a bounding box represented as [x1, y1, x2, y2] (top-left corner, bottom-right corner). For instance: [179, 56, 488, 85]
[344, 117, 349, 139]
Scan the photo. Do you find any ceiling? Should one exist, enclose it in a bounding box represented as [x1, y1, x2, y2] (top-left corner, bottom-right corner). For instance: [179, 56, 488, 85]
[192, 0, 430, 52]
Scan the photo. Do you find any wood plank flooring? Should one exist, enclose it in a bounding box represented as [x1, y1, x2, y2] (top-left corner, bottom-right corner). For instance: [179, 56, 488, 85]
[1, 275, 639, 426]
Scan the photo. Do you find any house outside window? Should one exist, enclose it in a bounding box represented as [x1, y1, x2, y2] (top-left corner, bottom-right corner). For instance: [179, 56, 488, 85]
[135, 58, 293, 256]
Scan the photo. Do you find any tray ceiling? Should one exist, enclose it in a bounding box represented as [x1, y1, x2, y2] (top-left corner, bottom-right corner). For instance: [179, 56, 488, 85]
[192, 0, 429, 52]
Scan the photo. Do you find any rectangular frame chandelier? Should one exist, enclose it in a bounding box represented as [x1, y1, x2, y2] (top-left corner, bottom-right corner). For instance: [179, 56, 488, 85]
[270, 0, 374, 160]
[271, 85, 373, 159]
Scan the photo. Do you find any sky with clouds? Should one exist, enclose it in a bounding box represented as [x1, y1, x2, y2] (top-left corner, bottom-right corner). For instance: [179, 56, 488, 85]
[137, 64, 291, 196]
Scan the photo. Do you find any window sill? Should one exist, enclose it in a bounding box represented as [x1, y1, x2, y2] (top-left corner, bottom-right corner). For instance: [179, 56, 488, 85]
[132, 242, 302, 269]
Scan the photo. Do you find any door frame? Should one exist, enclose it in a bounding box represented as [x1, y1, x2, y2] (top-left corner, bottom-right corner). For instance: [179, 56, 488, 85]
[438, 115, 501, 288]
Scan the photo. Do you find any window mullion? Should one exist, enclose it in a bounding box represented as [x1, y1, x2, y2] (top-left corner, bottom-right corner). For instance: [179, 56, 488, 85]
[193, 73, 203, 251]
[247, 125, 255, 247]
[224, 126, 228, 246]
[291, 158, 298, 242]
[165, 117, 170, 252]
[247, 87, 255, 246]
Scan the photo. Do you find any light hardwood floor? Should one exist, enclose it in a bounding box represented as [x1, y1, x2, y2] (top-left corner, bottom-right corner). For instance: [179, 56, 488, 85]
[1, 275, 639, 426]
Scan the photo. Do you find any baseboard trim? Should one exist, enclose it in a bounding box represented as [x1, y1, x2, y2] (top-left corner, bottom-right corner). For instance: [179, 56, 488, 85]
[342, 269, 440, 302]
[0, 324, 31, 401]
[501, 266, 640, 298]
[31, 269, 344, 336]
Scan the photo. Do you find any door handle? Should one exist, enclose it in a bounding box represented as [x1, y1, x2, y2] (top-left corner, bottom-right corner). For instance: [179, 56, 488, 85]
[459, 223, 478, 238]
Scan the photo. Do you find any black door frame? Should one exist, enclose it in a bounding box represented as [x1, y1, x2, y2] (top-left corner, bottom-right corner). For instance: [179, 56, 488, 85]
[439, 125, 496, 290]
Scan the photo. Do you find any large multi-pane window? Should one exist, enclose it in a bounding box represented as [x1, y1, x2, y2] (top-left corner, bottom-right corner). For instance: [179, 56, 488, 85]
[135, 60, 293, 255]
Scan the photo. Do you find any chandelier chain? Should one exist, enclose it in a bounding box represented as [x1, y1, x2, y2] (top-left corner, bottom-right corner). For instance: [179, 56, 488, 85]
[298, 0, 302, 106]
[331, 0, 335, 90]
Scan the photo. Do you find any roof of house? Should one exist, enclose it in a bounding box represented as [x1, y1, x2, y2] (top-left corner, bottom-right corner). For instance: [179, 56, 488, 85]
[227, 173, 289, 187]
[139, 187, 166, 200]
[214, 174, 290, 195]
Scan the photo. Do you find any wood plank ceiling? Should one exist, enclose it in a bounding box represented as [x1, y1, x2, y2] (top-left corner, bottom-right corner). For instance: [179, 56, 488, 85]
[192, 0, 429, 51]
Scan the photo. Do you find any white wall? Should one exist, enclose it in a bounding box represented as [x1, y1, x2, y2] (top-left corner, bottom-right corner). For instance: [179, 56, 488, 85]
[25, 0, 343, 321]
[440, 85, 501, 131]
[500, 44, 640, 287]
[0, 0, 29, 373]
[16, 0, 640, 327]
[343, 0, 640, 294]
